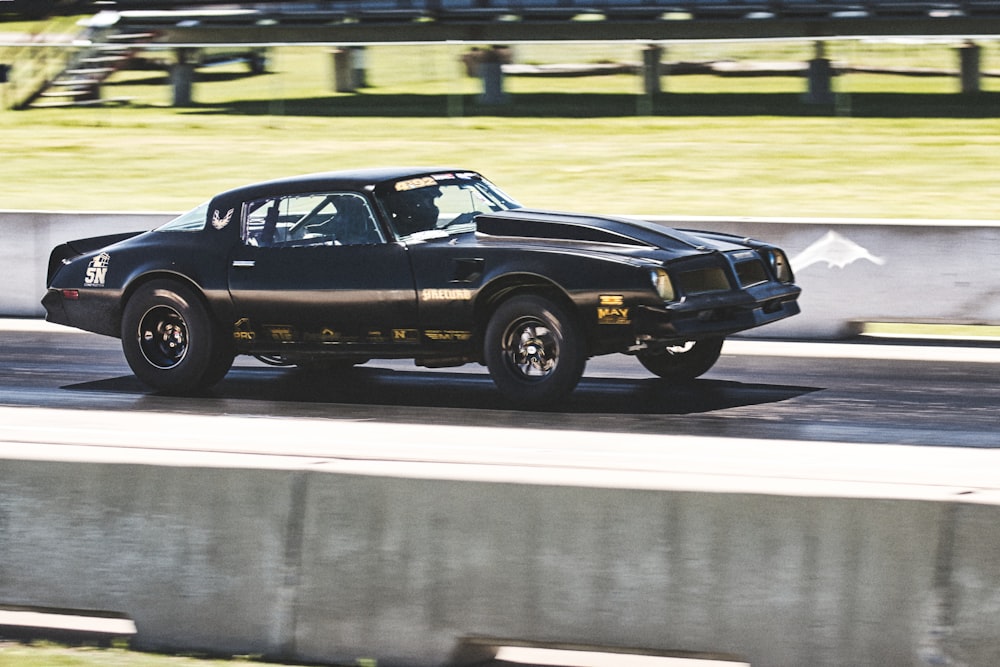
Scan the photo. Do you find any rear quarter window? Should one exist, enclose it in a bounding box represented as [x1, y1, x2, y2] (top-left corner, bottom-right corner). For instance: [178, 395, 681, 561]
[156, 202, 209, 232]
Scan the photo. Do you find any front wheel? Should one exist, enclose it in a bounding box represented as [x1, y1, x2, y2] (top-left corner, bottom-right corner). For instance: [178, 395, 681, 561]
[636, 338, 724, 381]
[121, 280, 233, 394]
[484, 294, 586, 408]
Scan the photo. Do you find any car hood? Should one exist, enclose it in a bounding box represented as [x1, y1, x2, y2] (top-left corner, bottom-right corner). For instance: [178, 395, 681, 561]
[475, 209, 753, 257]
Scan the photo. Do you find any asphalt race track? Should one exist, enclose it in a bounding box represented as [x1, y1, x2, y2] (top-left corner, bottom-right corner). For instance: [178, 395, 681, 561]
[2, 319, 998, 450]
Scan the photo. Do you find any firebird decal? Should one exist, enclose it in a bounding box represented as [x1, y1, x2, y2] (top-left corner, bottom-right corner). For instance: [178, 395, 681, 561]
[211, 208, 235, 230]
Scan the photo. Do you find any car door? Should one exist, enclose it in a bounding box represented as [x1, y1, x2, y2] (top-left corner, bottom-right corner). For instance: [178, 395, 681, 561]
[227, 191, 419, 350]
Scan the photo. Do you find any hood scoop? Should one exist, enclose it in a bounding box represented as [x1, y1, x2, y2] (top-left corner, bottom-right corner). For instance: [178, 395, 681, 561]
[476, 209, 648, 246]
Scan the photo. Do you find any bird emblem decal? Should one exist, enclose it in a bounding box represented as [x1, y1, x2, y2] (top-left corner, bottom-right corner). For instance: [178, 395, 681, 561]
[211, 208, 235, 230]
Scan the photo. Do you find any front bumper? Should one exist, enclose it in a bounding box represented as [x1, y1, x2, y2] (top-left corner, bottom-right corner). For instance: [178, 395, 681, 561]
[633, 282, 801, 344]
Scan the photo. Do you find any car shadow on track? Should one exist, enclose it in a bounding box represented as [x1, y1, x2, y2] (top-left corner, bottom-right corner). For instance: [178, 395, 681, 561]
[63, 364, 820, 416]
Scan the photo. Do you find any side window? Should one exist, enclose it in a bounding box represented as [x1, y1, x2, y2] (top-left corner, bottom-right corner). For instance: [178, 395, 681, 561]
[244, 193, 382, 247]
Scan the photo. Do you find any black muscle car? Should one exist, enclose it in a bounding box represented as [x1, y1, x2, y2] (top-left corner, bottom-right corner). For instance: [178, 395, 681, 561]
[43, 167, 800, 407]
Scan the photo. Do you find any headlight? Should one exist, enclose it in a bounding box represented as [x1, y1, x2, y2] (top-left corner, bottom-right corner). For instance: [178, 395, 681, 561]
[766, 249, 794, 283]
[650, 268, 676, 301]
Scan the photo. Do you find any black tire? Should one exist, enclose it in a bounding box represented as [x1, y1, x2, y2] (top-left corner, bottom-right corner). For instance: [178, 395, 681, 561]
[120, 280, 233, 394]
[637, 338, 724, 381]
[484, 294, 586, 407]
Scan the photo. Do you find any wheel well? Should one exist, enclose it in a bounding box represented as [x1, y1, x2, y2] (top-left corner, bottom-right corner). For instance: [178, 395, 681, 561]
[119, 272, 216, 332]
[473, 275, 588, 353]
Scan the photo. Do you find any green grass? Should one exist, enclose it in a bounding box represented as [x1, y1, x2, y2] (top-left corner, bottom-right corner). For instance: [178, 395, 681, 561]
[3, 103, 998, 219]
[0, 39, 998, 217]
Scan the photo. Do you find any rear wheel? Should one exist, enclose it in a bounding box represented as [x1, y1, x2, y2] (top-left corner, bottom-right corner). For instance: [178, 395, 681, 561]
[636, 338, 724, 381]
[121, 280, 233, 393]
[484, 294, 586, 407]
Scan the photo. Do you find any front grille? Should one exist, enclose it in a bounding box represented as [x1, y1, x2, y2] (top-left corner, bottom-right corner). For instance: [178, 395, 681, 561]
[677, 267, 730, 295]
[735, 259, 768, 287]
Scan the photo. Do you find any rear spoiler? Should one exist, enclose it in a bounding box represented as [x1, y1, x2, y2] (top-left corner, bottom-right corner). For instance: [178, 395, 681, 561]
[46, 231, 143, 285]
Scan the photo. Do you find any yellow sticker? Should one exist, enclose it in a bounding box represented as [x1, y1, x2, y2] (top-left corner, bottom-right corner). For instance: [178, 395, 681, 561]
[233, 317, 255, 341]
[393, 329, 420, 343]
[597, 307, 631, 325]
[421, 288, 472, 301]
[394, 176, 437, 192]
[425, 330, 473, 341]
[266, 326, 295, 342]
[303, 328, 343, 343]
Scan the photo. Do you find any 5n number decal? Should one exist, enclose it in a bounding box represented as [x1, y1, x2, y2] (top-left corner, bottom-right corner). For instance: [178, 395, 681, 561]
[84, 253, 111, 287]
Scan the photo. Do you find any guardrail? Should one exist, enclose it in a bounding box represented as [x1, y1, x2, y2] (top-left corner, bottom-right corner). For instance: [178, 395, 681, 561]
[7, 210, 999, 338]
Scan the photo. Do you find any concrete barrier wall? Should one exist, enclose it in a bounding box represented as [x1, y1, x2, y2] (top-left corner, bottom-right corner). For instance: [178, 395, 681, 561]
[1, 211, 174, 318]
[2, 452, 999, 667]
[4, 210, 1000, 338]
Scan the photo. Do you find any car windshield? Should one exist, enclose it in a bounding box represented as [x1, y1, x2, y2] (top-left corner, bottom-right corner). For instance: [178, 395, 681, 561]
[375, 172, 519, 239]
[156, 202, 210, 232]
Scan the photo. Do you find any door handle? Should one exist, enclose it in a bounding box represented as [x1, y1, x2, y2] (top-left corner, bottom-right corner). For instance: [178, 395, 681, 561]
[232, 260, 256, 268]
